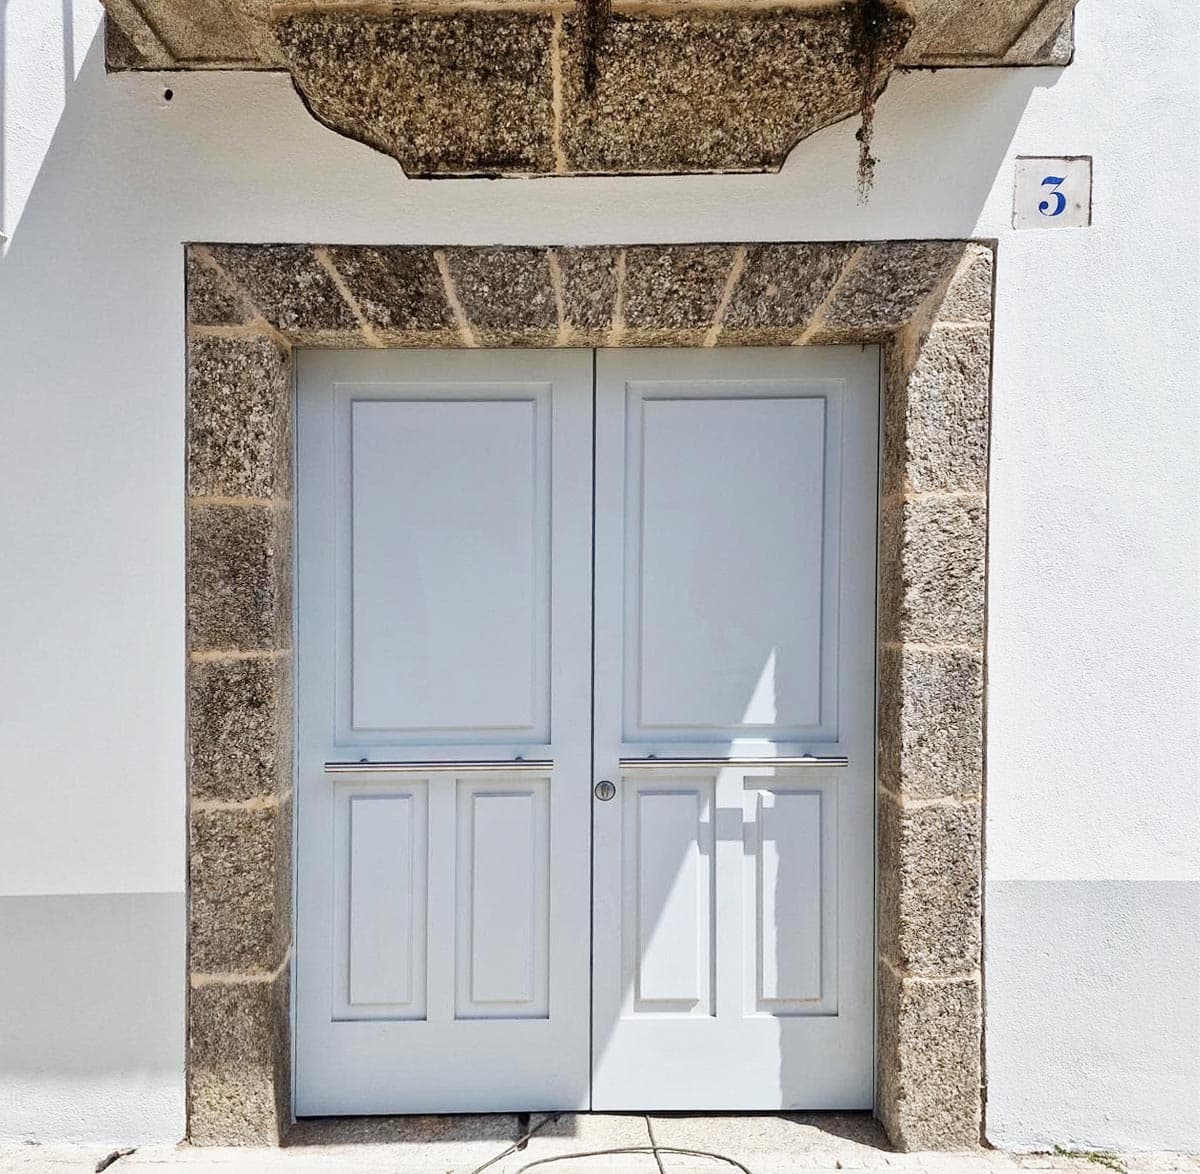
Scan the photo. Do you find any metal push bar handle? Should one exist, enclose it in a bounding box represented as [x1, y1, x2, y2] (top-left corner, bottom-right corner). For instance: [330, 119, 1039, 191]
[324, 759, 553, 774]
[618, 756, 848, 769]
[325, 756, 846, 774]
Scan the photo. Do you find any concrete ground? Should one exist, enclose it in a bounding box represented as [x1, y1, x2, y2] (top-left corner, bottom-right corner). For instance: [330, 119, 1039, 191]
[3, 1115, 1197, 1174]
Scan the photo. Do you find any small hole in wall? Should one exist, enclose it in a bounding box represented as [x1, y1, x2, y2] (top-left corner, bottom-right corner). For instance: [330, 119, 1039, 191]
[163, 88, 174, 101]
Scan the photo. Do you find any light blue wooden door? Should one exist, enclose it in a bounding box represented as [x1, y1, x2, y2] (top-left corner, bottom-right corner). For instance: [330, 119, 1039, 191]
[590, 348, 879, 1109]
[294, 350, 593, 1114]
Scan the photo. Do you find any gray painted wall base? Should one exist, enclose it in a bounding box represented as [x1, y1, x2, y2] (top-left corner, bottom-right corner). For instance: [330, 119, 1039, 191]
[0, 893, 185, 1144]
[985, 879, 1200, 1153]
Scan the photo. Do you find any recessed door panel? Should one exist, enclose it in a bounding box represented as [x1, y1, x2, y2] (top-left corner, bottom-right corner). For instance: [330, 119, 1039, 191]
[339, 787, 427, 1017]
[751, 785, 837, 1015]
[630, 394, 832, 738]
[455, 782, 550, 1018]
[627, 782, 714, 1013]
[349, 397, 545, 737]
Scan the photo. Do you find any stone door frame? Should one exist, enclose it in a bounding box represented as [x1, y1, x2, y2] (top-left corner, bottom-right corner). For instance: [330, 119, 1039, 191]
[184, 240, 991, 1150]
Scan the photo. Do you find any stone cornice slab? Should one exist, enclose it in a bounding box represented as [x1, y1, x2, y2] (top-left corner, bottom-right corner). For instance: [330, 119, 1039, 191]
[102, 0, 1077, 175]
[103, 0, 1077, 70]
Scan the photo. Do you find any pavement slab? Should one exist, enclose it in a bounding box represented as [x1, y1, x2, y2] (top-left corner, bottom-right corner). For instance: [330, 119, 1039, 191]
[1, 1115, 1197, 1174]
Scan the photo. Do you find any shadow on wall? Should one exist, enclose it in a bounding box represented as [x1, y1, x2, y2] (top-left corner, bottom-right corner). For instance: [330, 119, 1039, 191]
[0, 0, 74, 244]
[0, 20, 1061, 404]
[0, 14, 1069, 274]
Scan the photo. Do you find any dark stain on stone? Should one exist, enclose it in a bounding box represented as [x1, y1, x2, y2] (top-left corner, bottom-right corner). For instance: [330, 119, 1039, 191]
[104, 15, 148, 71]
[559, 6, 913, 175]
[848, 0, 911, 200]
[578, 0, 612, 96]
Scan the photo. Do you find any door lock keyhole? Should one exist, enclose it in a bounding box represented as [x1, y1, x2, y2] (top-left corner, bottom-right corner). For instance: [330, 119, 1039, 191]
[593, 780, 616, 801]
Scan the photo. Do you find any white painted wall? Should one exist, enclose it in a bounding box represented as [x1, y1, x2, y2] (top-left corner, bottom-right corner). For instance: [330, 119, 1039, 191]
[0, 0, 1196, 1150]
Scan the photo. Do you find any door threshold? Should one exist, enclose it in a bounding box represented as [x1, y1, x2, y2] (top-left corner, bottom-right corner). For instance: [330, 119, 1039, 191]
[283, 1110, 890, 1169]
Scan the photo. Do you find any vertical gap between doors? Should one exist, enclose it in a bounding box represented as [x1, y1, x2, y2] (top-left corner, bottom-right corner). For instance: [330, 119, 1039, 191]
[587, 348, 598, 1110]
[871, 344, 885, 1110]
[289, 357, 302, 1124]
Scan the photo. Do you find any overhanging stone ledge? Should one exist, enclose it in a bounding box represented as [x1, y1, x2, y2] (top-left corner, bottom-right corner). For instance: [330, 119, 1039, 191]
[103, 0, 1079, 74]
[101, 0, 1079, 176]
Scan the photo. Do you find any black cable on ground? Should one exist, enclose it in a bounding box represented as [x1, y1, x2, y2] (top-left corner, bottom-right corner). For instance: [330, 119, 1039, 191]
[470, 1114, 563, 1174]
[468, 1112, 755, 1174]
[645, 1115, 667, 1174]
[509, 1144, 753, 1173]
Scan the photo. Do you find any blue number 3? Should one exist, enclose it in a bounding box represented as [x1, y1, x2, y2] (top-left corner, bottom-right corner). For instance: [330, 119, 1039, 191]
[1039, 176, 1067, 217]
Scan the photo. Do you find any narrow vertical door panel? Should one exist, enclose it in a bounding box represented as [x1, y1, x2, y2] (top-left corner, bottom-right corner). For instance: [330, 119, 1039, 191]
[755, 789, 830, 1010]
[346, 791, 423, 1011]
[296, 351, 592, 1115]
[456, 783, 550, 1017]
[629, 785, 713, 1011]
[593, 348, 878, 1110]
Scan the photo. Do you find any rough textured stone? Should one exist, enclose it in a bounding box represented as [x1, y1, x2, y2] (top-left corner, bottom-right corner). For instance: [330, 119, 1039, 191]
[622, 245, 735, 344]
[207, 245, 360, 344]
[187, 253, 250, 326]
[187, 334, 292, 500]
[188, 504, 292, 653]
[226, 0, 290, 67]
[445, 248, 557, 346]
[878, 964, 982, 1150]
[285, 1114, 526, 1148]
[879, 644, 983, 801]
[188, 655, 292, 804]
[104, 5, 167, 70]
[935, 245, 994, 324]
[1011, 10, 1073, 66]
[720, 243, 856, 345]
[901, 0, 1075, 63]
[325, 247, 455, 345]
[557, 248, 620, 342]
[189, 972, 290, 1145]
[559, 7, 913, 174]
[884, 324, 991, 497]
[190, 801, 292, 974]
[274, 10, 557, 176]
[109, 0, 1079, 73]
[879, 795, 981, 975]
[815, 242, 963, 341]
[104, 0, 259, 65]
[879, 495, 987, 647]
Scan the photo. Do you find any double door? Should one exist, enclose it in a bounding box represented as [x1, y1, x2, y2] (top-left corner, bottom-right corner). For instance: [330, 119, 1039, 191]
[294, 347, 878, 1115]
